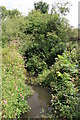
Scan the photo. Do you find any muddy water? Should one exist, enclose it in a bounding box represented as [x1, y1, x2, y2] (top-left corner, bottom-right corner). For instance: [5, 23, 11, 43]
[21, 86, 52, 118]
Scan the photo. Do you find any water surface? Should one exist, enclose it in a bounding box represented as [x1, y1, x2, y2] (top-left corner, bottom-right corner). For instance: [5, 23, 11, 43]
[21, 86, 51, 118]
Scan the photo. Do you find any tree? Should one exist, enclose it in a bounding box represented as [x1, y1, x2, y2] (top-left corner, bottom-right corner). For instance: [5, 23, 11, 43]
[1, 6, 21, 19]
[8, 9, 21, 18]
[0, 6, 8, 18]
[51, 2, 71, 16]
[34, 1, 49, 14]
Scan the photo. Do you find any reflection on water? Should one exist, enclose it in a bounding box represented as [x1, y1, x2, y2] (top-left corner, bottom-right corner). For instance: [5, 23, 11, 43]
[21, 86, 51, 118]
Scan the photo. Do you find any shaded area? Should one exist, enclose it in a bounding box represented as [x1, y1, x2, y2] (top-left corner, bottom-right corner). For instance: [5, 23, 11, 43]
[21, 86, 52, 118]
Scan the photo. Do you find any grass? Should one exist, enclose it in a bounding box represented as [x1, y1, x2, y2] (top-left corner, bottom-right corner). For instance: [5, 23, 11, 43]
[2, 45, 31, 118]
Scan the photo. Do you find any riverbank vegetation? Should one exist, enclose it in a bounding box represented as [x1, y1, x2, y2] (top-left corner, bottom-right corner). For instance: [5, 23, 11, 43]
[2, 46, 31, 118]
[1, 1, 80, 119]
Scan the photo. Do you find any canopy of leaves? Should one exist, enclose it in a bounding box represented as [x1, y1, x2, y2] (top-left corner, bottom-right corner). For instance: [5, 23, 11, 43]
[21, 10, 74, 75]
[51, 2, 71, 16]
[1, 6, 21, 19]
[34, 1, 49, 14]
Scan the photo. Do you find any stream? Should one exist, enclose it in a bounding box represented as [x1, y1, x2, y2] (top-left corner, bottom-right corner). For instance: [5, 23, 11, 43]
[21, 85, 52, 119]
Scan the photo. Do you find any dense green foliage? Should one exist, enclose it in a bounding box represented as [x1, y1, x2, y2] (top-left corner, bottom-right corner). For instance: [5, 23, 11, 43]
[34, 1, 49, 14]
[1, 6, 21, 19]
[37, 45, 80, 119]
[1, 1, 80, 119]
[2, 16, 26, 47]
[51, 49, 80, 119]
[19, 10, 74, 76]
[2, 46, 31, 118]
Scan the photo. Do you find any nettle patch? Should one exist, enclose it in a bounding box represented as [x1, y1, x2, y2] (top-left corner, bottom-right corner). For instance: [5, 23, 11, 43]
[2, 46, 31, 118]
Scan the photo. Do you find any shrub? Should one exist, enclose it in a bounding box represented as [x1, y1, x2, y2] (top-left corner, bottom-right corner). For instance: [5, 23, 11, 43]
[37, 48, 80, 119]
[26, 55, 47, 76]
[50, 50, 80, 119]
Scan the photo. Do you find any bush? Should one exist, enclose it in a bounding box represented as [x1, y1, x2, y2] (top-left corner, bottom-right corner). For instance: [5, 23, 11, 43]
[37, 48, 80, 119]
[26, 55, 47, 76]
[50, 50, 80, 119]
[22, 10, 73, 76]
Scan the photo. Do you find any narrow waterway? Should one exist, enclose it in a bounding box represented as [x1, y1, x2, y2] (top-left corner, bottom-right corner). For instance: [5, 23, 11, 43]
[21, 86, 52, 119]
